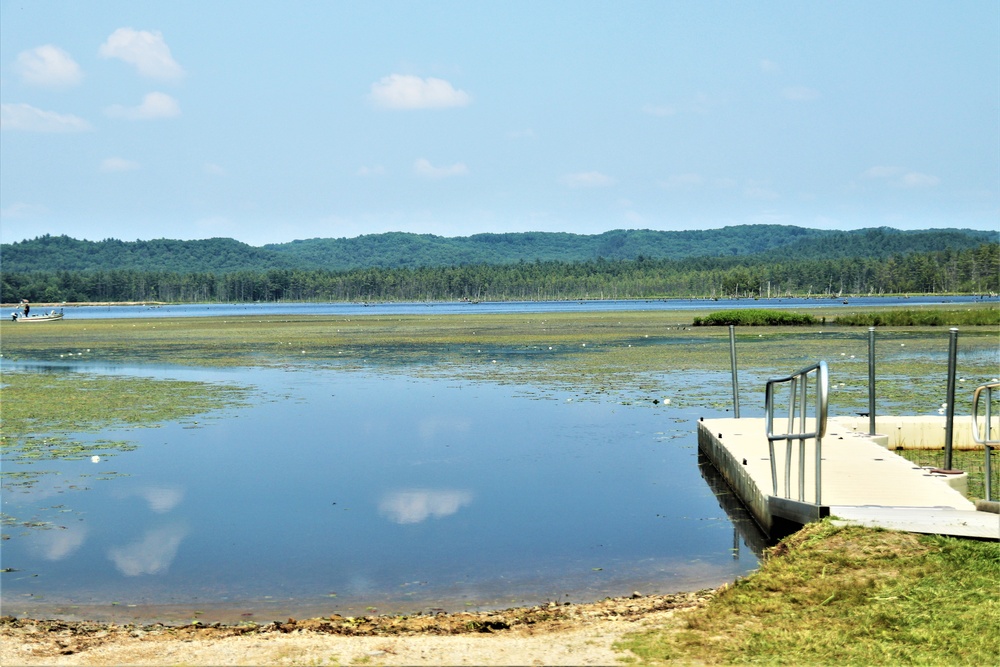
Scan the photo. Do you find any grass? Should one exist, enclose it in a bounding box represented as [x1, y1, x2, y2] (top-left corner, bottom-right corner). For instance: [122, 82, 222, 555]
[693, 309, 818, 326]
[834, 304, 1000, 327]
[617, 520, 1000, 665]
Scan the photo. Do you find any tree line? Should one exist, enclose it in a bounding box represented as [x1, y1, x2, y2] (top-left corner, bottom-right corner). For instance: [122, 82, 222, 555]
[3, 244, 996, 304]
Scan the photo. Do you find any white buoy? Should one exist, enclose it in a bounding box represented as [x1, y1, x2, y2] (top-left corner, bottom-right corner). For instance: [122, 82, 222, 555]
[91, 455, 100, 463]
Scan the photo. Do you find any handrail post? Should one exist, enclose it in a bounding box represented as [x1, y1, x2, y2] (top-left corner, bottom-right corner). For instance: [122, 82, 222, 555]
[868, 326, 876, 435]
[972, 382, 999, 502]
[729, 325, 740, 418]
[944, 328, 959, 470]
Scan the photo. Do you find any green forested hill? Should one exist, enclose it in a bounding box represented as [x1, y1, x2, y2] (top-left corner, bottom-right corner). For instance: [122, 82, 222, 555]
[2, 226, 995, 273]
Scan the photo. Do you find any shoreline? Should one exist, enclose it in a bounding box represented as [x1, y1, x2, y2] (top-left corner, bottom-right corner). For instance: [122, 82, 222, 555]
[0, 591, 713, 666]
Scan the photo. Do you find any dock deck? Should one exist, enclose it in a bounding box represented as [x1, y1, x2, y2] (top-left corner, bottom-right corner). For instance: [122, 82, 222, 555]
[698, 417, 999, 540]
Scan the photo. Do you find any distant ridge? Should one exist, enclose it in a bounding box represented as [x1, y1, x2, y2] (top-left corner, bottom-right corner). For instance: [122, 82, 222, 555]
[1, 226, 995, 274]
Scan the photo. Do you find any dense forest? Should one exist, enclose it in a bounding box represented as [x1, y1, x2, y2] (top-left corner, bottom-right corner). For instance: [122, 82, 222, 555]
[1, 227, 997, 303]
[2, 226, 995, 273]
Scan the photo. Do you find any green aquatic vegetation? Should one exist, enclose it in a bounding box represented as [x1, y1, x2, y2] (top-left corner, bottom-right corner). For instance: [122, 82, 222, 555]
[1, 372, 251, 500]
[693, 309, 818, 326]
[835, 305, 1000, 327]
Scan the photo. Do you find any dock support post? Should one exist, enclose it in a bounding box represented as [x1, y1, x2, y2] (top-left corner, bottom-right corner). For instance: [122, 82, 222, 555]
[729, 325, 740, 418]
[868, 327, 876, 435]
[944, 327, 959, 471]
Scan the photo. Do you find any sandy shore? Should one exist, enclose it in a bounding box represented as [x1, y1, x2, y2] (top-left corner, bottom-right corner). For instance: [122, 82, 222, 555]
[0, 591, 709, 666]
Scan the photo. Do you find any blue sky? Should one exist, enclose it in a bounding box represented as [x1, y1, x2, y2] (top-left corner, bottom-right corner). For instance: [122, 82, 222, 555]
[1, 1, 997, 246]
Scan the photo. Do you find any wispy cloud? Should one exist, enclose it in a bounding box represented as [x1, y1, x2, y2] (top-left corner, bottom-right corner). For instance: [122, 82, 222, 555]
[658, 173, 705, 189]
[99, 28, 184, 80]
[105, 92, 180, 120]
[0, 202, 48, 219]
[414, 158, 467, 179]
[642, 92, 716, 117]
[0, 103, 92, 132]
[783, 86, 820, 101]
[561, 171, 615, 188]
[898, 172, 941, 188]
[357, 164, 386, 177]
[101, 157, 140, 172]
[369, 74, 471, 109]
[862, 165, 941, 188]
[15, 45, 83, 87]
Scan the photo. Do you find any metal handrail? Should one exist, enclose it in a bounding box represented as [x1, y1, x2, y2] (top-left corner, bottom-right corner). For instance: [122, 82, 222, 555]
[972, 381, 999, 502]
[765, 361, 829, 505]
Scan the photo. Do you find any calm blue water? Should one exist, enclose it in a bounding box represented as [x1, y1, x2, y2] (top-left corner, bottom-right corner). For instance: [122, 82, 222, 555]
[1, 363, 760, 623]
[41, 294, 997, 320]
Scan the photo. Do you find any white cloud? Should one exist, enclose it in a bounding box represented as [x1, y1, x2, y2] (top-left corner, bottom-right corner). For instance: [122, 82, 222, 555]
[0, 103, 92, 132]
[15, 45, 83, 87]
[658, 173, 704, 189]
[643, 93, 716, 117]
[783, 86, 820, 101]
[863, 165, 900, 179]
[369, 74, 471, 109]
[898, 172, 941, 188]
[760, 59, 779, 73]
[379, 489, 473, 524]
[561, 171, 615, 188]
[101, 157, 140, 172]
[357, 164, 386, 177]
[99, 28, 184, 80]
[744, 183, 780, 200]
[105, 92, 180, 120]
[0, 202, 48, 219]
[641, 103, 677, 117]
[861, 166, 940, 188]
[203, 162, 226, 176]
[414, 158, 468, 179]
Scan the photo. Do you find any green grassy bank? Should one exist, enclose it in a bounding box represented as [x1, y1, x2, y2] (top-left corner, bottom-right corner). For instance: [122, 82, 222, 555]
[618, 520, 1000, 665]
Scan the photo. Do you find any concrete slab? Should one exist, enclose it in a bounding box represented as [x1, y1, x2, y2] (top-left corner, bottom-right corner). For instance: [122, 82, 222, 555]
[698, 417, 997, 540]
[830, 506, 1000, 540]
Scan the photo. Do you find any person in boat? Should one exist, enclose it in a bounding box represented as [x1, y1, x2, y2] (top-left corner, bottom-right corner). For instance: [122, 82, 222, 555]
[21, 299, 30, 317]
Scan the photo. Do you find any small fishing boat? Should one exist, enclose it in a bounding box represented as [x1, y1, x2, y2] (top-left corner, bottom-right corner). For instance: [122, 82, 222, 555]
[11, 310, 64, 322]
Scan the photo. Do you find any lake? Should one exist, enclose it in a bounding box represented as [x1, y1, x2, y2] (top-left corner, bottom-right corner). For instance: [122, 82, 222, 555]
[1, 361, 763, 623]
[42, 294, 996, 320]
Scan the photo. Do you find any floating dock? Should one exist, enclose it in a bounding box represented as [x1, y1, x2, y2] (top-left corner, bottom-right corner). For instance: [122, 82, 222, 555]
[698, 416, 999, 541]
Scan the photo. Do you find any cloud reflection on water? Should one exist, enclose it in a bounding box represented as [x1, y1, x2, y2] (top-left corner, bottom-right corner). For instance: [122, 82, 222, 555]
[28, 524, 88, 561]
[379, 489, 473, 524]
[108, 523, 189, 576]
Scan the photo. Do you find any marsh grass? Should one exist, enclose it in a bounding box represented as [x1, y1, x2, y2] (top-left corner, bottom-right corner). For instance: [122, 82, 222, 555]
[693, 309, 818, 326]
[835, 305, 1000, 327]
[1, 372, 250, 493]
[617, 520, 1000, 665]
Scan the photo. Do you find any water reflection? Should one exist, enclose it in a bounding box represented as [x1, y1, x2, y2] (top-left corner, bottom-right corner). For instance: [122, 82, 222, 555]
[379, 489, 474, 524]
[116, 486, 185, 514]
[108, 523, 189, 576]
[2, 363, 761, 621]
[28, 524, 88, 562]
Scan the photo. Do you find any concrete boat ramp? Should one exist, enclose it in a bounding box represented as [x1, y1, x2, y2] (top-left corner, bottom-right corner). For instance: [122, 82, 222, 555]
[698, 417, 999, 541]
